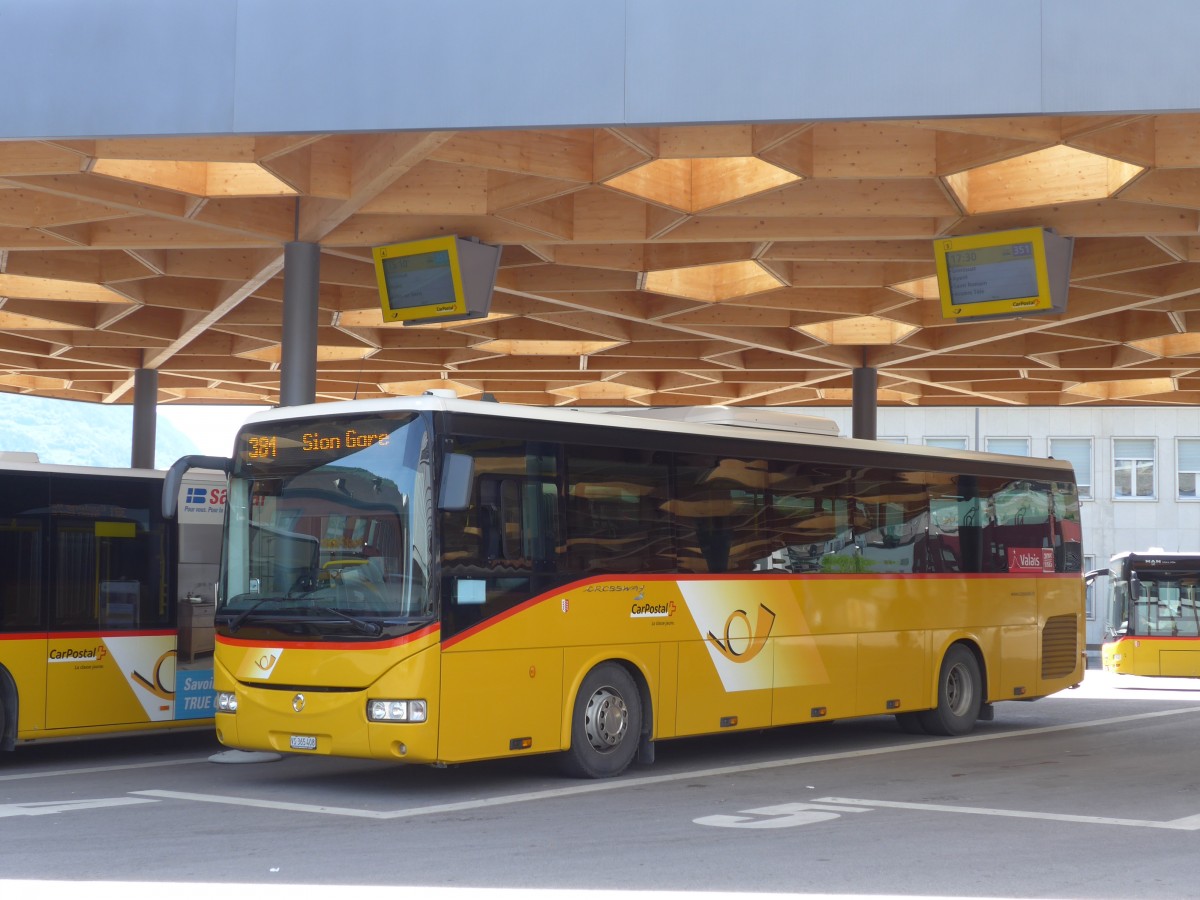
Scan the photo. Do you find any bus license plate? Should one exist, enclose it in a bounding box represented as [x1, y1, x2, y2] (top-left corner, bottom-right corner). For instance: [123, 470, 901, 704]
[289, 735, 317, 751]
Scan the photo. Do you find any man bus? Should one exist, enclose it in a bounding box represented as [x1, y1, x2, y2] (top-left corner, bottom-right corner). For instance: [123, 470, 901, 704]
[1100, 551, 1200, 677]
[166, 394, 1084, 778]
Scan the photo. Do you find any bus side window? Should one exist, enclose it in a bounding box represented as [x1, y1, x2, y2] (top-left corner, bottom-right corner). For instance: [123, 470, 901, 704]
[1052, 482, 1083, 573]
[926, 475, 964, 573]
[766, 461, 852, 573]
[439, 437, 564, 638]
[988, 479, 1053, 573]
[853, 466, 926, 574]
[50, 474, 168, 631]
[671, 454, 771, 574]
[0, 474, 47, 630]
[564, 445, 673, 576]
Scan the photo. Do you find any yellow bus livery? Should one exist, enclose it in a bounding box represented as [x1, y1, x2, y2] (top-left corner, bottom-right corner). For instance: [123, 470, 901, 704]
[0, 461, 224, 751]
[1100, 551, 1200, 677]
[170, 395, 1085, 778]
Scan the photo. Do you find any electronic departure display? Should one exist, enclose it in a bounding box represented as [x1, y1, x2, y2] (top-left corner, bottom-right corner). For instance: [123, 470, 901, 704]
[933, 227, 1074, 322]
[372, 235, 501, 325]
[236, 414, 416, 470]
[944, 242, 1037, 305]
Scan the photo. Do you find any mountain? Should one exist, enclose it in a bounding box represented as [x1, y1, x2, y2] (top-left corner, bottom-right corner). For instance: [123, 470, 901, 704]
[0, 394, 200, 470]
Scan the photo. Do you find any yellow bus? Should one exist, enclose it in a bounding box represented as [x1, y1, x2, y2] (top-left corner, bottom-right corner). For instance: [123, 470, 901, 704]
[167, 395, 1085, 778]
[1100, 551, 1200, 677]
[0, 459, 224, 752]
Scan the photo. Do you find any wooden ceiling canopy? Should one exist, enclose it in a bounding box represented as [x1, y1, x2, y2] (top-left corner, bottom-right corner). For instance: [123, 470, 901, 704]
[2, 114, 1200, 409]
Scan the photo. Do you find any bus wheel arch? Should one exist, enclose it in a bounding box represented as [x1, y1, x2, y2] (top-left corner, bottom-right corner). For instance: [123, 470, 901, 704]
[918, 641, 985, 737]
[560, 660, 647, 779]
[0, 666, 17, 752]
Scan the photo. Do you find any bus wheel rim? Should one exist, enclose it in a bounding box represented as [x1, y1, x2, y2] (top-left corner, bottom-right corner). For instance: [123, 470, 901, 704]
[584, 686, 628, 752]
[946, 662, 971, 715]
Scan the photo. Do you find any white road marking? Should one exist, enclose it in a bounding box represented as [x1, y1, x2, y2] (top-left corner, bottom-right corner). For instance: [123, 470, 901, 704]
[816, 796, 1200, 831]
[0, 757, 213, 783]
[695, 801, 871, 828]
[131, 705, 1200, 820]
[0, 797, 159, 818]
[0, 882, 870, 900]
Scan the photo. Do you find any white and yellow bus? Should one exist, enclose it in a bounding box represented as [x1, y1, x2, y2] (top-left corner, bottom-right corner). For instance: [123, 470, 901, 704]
[0, 459, 224, 752]
[168, 395, 1085, 778]
[1100, 551, 1200, 677]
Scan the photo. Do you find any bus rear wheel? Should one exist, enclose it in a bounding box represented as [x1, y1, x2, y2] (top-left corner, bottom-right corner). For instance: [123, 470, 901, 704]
[918, 644, 982, 736]
[561, 663, 641, 779]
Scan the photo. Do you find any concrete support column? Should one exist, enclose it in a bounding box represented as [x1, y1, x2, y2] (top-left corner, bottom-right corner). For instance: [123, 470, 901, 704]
[280, 240, 320, 407]
[852, 364, 877, 441]
[131, 367, 158, 469]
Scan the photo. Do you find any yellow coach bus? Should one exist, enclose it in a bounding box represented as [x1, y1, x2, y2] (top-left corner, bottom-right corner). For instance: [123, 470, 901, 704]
[0, 459, 225, 752]
[1100, 551, 1200, 677]
[166, 395, 1084, 778]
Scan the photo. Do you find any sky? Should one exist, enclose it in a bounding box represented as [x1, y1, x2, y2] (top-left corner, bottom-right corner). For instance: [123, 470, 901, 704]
[158, 405, 269, 456]
[0, 393, 270, 469]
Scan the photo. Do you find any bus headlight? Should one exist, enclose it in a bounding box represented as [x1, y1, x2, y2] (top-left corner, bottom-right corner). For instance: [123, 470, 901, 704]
[216, 691, 238, 713]
[367, 699, 427, 723]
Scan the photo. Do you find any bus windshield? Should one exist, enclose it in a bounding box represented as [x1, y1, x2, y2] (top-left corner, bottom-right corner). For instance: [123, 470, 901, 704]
[1112, 566, 1200, 639]
[219, 411, 434, 638]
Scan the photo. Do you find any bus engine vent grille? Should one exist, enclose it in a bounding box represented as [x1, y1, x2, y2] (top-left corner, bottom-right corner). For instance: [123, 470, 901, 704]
[1041, 614, 1078, 679]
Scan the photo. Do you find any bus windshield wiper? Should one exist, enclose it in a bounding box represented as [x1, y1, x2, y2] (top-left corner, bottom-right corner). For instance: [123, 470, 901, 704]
[313, 606, 383, 636]
[225, 591, 316, 633]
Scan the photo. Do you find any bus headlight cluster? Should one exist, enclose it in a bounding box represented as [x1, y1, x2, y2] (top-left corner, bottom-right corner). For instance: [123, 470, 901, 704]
[368, 699, 427, 722]
[216, 691, 238, 713]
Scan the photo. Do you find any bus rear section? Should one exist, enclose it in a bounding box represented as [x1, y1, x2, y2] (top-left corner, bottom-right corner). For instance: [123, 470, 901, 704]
[1102, 552, 1200, 677]
[0, 462, 224, 751]
[204, 396, 1084, 777]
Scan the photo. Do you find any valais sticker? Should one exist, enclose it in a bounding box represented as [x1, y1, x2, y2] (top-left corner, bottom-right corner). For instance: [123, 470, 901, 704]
[1007, 547, 1055, 573]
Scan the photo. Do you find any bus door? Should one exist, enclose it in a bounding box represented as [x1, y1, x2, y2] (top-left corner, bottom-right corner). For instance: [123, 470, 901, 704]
[438, 439, 566, 762]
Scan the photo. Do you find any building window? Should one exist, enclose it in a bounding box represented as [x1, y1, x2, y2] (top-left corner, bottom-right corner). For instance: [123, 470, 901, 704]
[1050, 437, 1093, 500]
[986, 437, 1031, 457]
[925, 437, 968, 451]
[1113, 438, 1155, 500]
[1178, 439, 1200, 500]
[877, 436, 908, 444]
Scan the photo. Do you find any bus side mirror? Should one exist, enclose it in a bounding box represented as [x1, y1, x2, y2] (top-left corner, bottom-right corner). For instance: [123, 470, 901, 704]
[163, 454, 233, 519]
[438, 453, 474, 511]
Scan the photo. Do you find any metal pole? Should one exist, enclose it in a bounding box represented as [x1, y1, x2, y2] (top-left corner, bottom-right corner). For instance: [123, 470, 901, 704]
[280, 241, 320, 407]
[852, 364, 877, 440]
[131, 367, 158, 469]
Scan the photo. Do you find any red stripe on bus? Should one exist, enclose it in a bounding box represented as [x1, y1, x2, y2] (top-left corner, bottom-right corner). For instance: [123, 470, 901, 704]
[439, 570, 1076, 649]
[0, 629, 178, 640]
[216, 622, 440, 652]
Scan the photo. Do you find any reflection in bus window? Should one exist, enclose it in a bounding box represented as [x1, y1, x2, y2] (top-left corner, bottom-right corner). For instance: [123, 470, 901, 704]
[563, 445, 672, 577]
[50, 477, 166, 631]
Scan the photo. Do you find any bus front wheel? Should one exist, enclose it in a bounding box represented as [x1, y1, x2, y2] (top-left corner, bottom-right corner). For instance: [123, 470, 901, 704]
[561, 663, 642, 779]
[918, 645, 982, 736]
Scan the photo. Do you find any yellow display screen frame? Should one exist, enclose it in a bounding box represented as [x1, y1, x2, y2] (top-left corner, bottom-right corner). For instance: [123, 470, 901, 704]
[933, 227, 1054, 321]
[373, 235, 467, 323]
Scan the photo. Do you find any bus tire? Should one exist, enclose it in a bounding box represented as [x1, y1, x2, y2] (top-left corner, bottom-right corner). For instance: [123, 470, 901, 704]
[895, 712, 927, 734]
[917, 644, 982, 736]
[561, 663, 642, 779]
[0, 667, 15, 752]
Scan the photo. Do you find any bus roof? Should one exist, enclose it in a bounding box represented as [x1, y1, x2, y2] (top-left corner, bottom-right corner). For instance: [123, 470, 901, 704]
[0, 458, 165, 479]
[241, 394, 1078, 478]
[1112, 550, 1200, 563]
